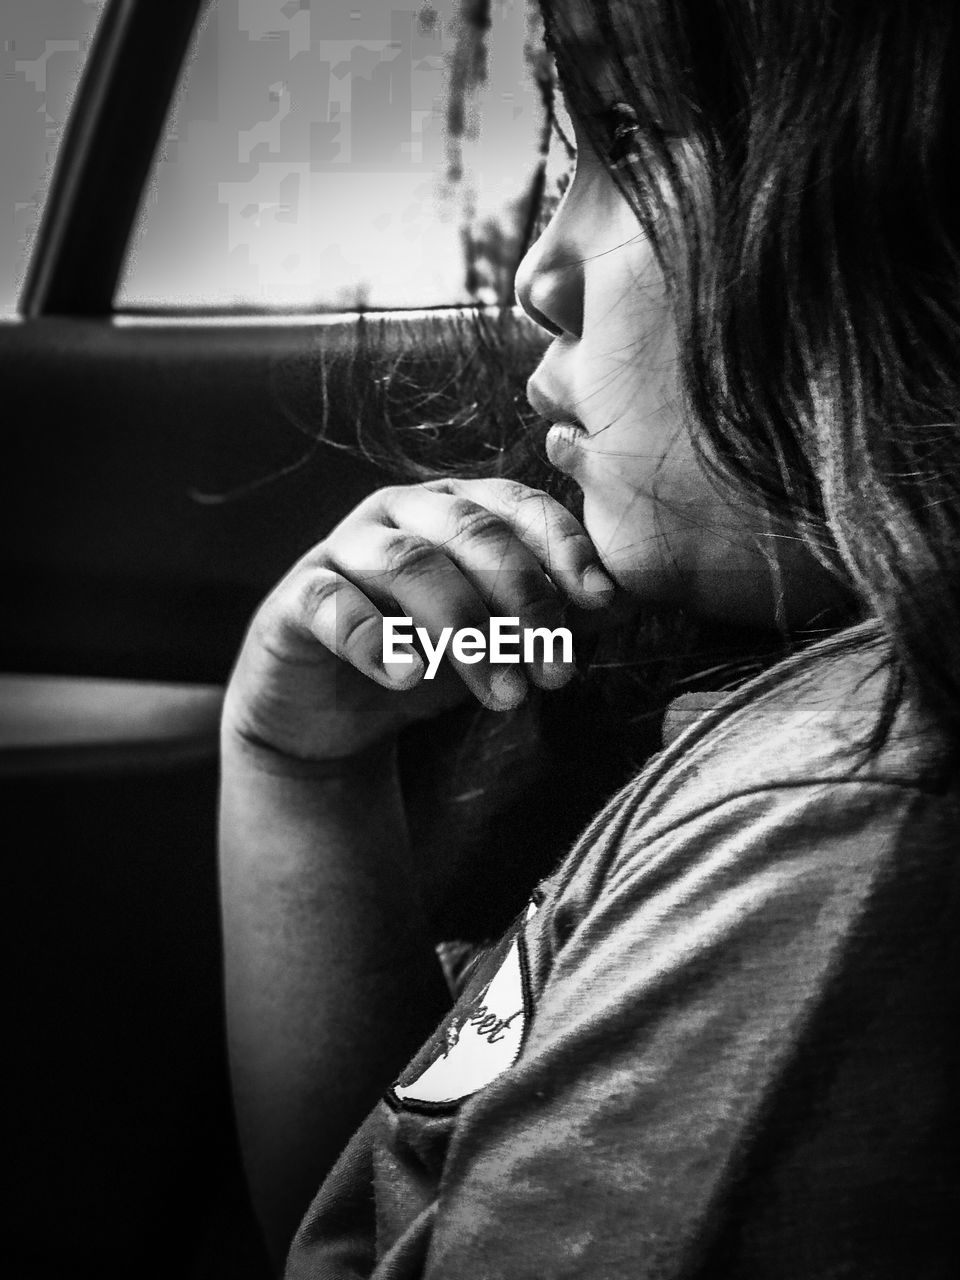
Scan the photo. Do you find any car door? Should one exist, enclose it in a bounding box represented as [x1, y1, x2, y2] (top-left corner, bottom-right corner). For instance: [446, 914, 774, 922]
[1, 1, 552, 1275]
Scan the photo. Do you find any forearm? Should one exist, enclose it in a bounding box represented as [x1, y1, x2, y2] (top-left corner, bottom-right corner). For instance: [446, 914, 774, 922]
[218, 731, 450, 1264]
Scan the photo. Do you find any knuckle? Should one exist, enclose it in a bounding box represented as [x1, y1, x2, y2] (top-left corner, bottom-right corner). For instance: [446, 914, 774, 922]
[450, 500, 509, 543]
[377, 483, 410, 507]
[492, 477, 541, 508]
[421, 476, 456, 495]
[381, 534, 439, 579]
[337, 608, 379, 654]
[356, 483, 403, 517]
[502, 478, 538, 504]
[542, 519, 587, 558]
[299, 568, 342, 618]
[346, 490, 381, 521]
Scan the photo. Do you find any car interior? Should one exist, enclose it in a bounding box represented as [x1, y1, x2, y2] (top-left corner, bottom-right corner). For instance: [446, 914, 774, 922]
[8, 0, 748, 1271]
[2, 2, 566, 1274]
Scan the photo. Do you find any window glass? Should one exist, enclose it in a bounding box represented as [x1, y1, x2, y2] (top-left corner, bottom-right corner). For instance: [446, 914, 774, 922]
[0, 0, 108, 318]
[118, 0, 568, 312]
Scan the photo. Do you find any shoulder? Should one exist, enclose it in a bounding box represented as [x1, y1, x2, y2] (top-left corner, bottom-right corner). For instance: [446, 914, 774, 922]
[517, 627, 960, 1072]
[625, 619, 952, 832]
[539, 621, 958, 922]
[663, 619, 947, 786]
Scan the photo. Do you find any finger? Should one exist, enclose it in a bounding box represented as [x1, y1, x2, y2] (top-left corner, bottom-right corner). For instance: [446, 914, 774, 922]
[378, 486, 578, 691]
[290, 564, 425, 689]
[321, 527, 529, 710]
[425, 477, 615, 608]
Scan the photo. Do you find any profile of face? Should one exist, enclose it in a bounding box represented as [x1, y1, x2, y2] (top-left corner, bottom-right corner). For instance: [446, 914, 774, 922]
[516, 101, 836, 629]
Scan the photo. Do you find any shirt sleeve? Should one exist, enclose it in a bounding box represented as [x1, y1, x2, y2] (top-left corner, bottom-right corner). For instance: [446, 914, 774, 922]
[413, 779, 958, 1279]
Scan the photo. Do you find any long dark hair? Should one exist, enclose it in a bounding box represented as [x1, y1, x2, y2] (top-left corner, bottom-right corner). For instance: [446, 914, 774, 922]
[541, 0, 960, 737]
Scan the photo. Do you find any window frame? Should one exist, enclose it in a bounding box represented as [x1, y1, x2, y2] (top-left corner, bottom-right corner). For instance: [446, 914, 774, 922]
[21, 0, 206, 318]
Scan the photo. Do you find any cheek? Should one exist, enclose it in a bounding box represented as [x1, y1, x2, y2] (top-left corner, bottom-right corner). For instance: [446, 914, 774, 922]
[581, 291, 680, 436]
[576, 416, 709, 522]
[576, 432, 758, 599]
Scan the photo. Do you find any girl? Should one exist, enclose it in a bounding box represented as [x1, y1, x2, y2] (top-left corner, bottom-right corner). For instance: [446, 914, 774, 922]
[219, 1, 960, 1275]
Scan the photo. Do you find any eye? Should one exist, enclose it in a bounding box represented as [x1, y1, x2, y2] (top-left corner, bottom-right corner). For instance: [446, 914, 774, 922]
[556, 101, 645, 172]
[598, 102, 643, 170]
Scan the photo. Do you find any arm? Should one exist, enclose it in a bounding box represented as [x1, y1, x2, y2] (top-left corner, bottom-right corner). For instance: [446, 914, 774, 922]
[219, 732, 449, 1266]
[216, 478, 615, 1267]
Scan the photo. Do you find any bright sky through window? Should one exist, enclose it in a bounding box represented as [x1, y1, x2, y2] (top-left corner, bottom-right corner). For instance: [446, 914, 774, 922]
[118, 0, 553, 312]
[0, 0, 108, 318]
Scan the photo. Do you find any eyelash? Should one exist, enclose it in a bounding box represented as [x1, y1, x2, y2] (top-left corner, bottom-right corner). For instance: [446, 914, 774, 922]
[597, 103, 644, 169]
[551, 102, 644, 171]
[537, 102, 654, 236]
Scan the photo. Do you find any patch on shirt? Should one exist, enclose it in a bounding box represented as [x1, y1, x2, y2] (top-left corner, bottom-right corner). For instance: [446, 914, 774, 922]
[386, 900, 538, 1114]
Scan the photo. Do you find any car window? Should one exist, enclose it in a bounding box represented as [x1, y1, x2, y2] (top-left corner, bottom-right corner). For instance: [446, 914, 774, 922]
[117, 0, 570, 313]
[0, 0, 108, 320]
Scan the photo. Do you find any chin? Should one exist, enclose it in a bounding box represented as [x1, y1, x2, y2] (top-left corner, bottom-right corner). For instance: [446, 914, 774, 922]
[592, 553, 684, 605]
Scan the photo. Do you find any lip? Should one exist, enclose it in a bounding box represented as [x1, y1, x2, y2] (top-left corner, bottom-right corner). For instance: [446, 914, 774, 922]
[526, 377, 590, 477]
[544, 422, 590, 477]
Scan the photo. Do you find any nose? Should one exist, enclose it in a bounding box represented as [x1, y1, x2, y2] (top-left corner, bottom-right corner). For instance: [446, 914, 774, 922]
[514, 211, 584, 340]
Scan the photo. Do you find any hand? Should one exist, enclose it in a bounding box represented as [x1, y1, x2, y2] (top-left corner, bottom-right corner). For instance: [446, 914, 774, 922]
[222, 477, 617, 764]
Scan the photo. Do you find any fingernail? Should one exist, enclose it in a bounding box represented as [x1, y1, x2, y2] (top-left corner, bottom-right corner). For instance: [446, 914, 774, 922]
[582, 564, 615, 597]
[383, 651, 424, 685]
[533, 658, 577, 690]
[488, 666, 527, 708]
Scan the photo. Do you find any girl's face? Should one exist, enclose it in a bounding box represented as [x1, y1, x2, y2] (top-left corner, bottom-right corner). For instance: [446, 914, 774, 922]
[516, 111, 833, 627]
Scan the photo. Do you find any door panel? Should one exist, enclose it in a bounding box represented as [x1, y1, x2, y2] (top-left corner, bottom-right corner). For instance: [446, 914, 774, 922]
[1, 1, 551, 1273]
[4, 314, 386, 682]
[2, 304, 544, 1275]
[3, 310, 544, 680]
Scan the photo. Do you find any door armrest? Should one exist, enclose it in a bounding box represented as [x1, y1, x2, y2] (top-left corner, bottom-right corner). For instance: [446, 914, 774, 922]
[0, 674, 224, 776]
